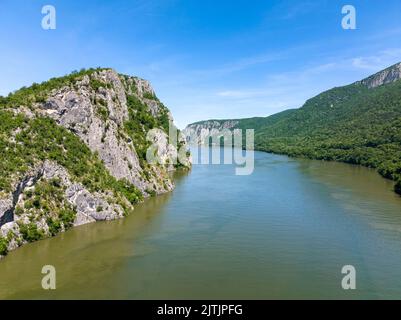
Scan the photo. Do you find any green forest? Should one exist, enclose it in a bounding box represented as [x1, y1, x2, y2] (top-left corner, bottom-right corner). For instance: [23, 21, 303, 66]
[0, 68, 169, 217]
[196, 75, 401, 195]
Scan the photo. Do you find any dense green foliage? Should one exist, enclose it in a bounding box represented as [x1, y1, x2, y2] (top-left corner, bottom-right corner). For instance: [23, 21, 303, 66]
[124, 95, 172, 164]
[125, 95, 158, 163]
[195, 79, 401, 194]
[157, 103, 173, 134]
[0, 68, 108, 109]
[18, 222, 45, 242]
[0, 67, 179, 215]
[0, 111, 142, 209]
[90, 78, 113, 91]
[255, 81, 401, 194]
[0, 236, 8, 255]
[143, 91, 158, 100]
[0, 67, 185, 256]
[19, 178, 77, 237]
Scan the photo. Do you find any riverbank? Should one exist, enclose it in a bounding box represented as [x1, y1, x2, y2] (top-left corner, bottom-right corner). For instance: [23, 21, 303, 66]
[251, 145, 401, 196]
[1, 149, 401, 299]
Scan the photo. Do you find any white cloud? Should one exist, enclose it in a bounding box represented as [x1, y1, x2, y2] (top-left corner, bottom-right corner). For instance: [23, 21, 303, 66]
[351, 48, 401, 70]
[151, 45, 401, 128]
[192, 52, 285, 78]
[207, 51, 401, 127]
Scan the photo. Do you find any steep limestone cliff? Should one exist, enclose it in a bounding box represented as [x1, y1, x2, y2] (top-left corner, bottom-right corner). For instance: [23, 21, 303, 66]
[183, 120, 239, 145]
[0, 68, 190, 258]
[359, 62, 401, 89]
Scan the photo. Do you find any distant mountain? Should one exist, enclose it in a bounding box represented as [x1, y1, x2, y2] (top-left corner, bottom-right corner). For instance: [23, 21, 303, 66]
[0, 68, 190, 258]
[185, 62, 401, 195]
[359, 62, 401, 88]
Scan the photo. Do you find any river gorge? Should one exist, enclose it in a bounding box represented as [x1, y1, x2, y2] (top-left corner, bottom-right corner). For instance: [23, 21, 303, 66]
[1, 147, 401, 299]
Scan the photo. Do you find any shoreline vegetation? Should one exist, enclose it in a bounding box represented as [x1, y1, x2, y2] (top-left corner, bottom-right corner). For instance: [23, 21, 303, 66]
[185, 62, 401, 196]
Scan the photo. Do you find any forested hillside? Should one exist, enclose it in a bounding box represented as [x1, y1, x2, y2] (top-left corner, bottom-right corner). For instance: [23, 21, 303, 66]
[0, 68, 190, 257]
[186, 63, 401, 194]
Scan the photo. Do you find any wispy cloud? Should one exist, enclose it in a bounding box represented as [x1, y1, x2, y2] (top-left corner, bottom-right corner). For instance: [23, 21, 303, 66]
[192, 52, 284, 78]
[191, 43, 319, 79]
[209, 48, 401, 126]
[351, 48, 401, 70]
[275, 0, 326, 20]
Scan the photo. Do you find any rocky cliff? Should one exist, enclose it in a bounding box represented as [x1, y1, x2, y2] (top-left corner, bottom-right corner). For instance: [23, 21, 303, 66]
[0, 68, 190, 258]
[183, 120, 239, 145]
[183, 62, 401, 196]
[185, 63, 401, 142]
[359, 62, 401, 89]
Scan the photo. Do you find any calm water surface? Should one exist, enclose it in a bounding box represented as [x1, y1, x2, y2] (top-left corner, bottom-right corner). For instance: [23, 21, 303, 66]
[1, 148, 401, 299]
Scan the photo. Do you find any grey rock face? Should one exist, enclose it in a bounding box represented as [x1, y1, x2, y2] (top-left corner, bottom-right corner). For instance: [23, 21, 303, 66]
[41, 161, 125, 225]
[35, 69, 182, 193]
[0, 68, 191, 258]
[0, 164, 44, 226]
[0, 160, 126, 257]
[360, 62, 401, 89]
[183, 120, 239, 145]
[0, 199, 13, 226]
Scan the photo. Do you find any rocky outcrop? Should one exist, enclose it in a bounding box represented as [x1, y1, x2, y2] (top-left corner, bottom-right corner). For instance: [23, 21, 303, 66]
[183, 120, 239, 145]
[36, 69, 174, 194]
[359, 62, 401, 89]
[0, 161, 126, 256]
[0, 199, 13, 227]
[0, 68, 191, 258]
[41, 161, 125, 224]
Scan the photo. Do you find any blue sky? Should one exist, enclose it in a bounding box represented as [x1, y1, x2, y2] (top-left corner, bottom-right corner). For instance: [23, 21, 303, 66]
[1, 0, 401, 128]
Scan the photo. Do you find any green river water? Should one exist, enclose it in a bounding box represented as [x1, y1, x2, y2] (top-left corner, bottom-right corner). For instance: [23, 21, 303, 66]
[1, 148, 401, 299]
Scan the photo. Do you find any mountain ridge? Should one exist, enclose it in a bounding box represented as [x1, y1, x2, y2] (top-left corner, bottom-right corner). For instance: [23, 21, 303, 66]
[0, 68, 190, 258]
[185, 62, 401, 195]
[358, 62, 401, 89]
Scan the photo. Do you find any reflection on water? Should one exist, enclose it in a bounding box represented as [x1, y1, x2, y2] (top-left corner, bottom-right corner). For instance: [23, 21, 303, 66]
[1, 148, 401, 299]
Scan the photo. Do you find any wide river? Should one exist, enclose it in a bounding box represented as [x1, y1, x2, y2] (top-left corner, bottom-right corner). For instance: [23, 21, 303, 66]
[1, 148, 401, 299]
